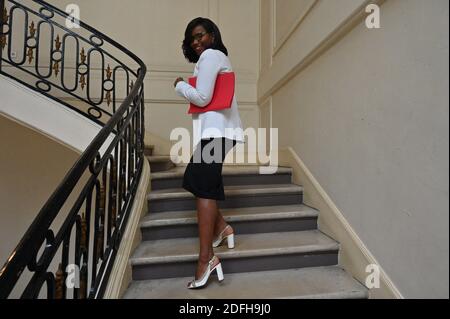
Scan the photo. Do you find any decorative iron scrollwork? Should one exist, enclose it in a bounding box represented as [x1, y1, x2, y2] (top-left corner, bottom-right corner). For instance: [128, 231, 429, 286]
[79, 262, 87, 299]
[54, 263, 64, 299]
[54, 34, 61, 51]
[28, 20, 36, 38]
[80, 212, 87, 253]
[0, 34, 6, 50]
[52, 59, 59, 77]
[0, 7, 8, 49]
[0, 0, 146, 300]
[106, 64, 112, 79]
[26, 47, 33, 63]
[80, 47, 86, 64]
[2, 6, 8, 25]
[79, 74, 86, 90]
[52, 35, 61, 76]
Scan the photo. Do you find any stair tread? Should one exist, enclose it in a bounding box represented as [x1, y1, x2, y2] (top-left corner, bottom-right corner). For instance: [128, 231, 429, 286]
[131, 230, 339, 265]
[123, 265, 368, 299]
[141, 204, 319, 227]
[147, 155, 173, 162]
[151, 165, 292, 180]
[148, 184, 303, 200]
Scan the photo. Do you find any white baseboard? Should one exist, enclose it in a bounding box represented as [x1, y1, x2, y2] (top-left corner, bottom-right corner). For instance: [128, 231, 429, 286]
[279, 147, 403, 299]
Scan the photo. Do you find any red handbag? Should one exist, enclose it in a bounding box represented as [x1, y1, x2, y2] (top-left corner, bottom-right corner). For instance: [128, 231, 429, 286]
[187, 72, 235, 114]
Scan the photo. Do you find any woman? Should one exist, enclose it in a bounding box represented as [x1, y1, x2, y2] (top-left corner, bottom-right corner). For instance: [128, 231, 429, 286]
[173, 17, 245, 289]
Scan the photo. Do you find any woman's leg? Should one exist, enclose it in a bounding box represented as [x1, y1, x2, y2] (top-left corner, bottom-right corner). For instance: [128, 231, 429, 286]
[214, 210, 226, 234]
[213, 138, 236, 238]
[195, 197, 219, 279]
[214, 209, 232, 237]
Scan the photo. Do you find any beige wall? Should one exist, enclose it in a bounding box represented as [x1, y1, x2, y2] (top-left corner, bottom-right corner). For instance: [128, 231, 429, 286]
[260, 0, 449, 298]
[42, 0, 260, 150]
[4, 0, 448, 298]
[0, 114, 80, 284]
[0, 113, 114, 298]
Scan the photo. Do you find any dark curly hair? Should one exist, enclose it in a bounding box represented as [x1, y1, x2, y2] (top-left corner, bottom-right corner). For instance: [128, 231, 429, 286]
[182, 17, 228, 63]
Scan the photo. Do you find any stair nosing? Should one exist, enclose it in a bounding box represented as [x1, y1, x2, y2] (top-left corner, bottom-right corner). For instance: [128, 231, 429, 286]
[146, 155, 173, 162]
[130, 231, 339, 266]
[147, 184, 303, 201]
[151, 166, 293, 180]
[131, 244, 339, 266]
[141, 206, 318, 228]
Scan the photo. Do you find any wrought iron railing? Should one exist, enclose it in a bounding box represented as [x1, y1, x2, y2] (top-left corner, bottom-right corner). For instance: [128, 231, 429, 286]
[0, 0, 147, 299]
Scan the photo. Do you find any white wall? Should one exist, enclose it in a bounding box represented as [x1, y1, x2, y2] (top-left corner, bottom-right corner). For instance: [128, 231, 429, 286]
[0, 114, 79, 277]
[43, 0, 261, 151]
[0, 74, 112, 154]
[260, 0, 449, 298]
[0, 113, 103, 298]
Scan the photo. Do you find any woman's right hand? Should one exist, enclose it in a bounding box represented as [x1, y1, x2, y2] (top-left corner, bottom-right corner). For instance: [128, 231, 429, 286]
[174, 77, 184, 88]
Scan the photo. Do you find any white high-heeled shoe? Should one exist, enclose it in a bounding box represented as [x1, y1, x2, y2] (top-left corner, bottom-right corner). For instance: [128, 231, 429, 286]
[187, 256, 224, 289]
[213, 225, 235, 249]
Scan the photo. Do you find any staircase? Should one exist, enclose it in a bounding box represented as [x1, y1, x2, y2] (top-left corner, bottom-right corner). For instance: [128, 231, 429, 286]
[123, 153, 368, 299]
[0, 0, 147, 299]
[144, 143, 176, 173]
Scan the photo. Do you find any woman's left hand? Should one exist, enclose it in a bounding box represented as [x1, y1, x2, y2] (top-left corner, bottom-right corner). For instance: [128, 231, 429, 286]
[174, 77, 184, 88]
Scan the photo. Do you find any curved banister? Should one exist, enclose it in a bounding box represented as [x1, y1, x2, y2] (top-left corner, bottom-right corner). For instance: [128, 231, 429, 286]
[0, 0, 147, 298]
[1, 0, 144, 125]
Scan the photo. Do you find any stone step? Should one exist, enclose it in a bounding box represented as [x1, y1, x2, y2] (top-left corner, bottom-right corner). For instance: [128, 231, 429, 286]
[130, 230, 339, 280]
[144, 144, 154, 156]
[141, 204, 319, 241]
[151, 166, 293, 190]
[147, 155, 174, 163]
[148, 184, 303, 213]
[123, 265, 368, 299]
[147, 155, 176, 173]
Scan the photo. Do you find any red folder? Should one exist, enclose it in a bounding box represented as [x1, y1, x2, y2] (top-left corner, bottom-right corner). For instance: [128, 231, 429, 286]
[187, 72, 235, 114]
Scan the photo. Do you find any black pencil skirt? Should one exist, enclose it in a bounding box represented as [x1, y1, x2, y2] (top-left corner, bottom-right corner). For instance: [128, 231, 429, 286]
[182, 137, 237, 200]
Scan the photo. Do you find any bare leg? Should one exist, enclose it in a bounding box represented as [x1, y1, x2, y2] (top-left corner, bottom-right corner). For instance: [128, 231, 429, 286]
[213, 209, 229, 237]
[195, 198, 219, 279]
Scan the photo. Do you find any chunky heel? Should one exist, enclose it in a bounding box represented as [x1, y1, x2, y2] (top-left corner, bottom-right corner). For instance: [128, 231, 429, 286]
[227, 233, 235, 249]
[213, 225, 235, 249]
[187, 256, 224, 289]
[215, 263, 224, 282]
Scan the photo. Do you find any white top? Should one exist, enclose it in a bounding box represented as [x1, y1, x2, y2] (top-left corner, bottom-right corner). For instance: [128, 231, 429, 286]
[175, 48, 245, 148]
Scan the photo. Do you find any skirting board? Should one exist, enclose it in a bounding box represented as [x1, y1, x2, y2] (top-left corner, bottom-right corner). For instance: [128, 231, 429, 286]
[279, 147, 403, 299]
[103, 159, 151, 299]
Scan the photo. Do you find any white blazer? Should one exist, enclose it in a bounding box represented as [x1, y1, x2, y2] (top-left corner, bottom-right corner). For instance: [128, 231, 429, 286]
[175, 49, 245, 148]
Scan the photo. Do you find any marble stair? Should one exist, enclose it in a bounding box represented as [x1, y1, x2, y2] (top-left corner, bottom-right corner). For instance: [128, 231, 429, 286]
[144, 144, 176, 172]
[123, 164, 368, 299]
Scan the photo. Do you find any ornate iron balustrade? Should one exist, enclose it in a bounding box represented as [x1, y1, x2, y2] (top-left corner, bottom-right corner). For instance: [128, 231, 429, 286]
[0, 0, 139, 126]
[0, 0, 147, 299]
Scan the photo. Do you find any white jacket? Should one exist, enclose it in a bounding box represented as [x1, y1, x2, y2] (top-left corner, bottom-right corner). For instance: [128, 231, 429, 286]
[175, 49, 245, 148]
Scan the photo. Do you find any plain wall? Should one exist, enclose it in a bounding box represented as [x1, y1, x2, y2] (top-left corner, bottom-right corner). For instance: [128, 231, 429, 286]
[0, 114, 80, 269]
[260, 0, 449, 298]
[40, 0, 261, 149]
